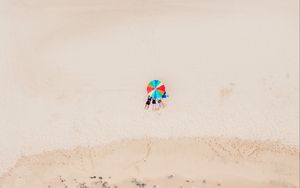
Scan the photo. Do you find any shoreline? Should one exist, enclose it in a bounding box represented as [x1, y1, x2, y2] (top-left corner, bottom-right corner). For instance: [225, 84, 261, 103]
[1, 137, 299, 188]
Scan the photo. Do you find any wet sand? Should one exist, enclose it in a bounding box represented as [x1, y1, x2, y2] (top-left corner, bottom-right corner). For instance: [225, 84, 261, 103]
[0, 137, 299, 188]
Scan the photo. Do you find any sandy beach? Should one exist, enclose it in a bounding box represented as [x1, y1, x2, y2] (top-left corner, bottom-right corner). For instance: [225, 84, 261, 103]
[0, 0, 299, 187]
[0, 137, 299, 188]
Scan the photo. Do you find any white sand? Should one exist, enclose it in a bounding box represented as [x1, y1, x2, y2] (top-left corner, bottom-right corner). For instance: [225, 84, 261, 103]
[0, 0, 299, 180]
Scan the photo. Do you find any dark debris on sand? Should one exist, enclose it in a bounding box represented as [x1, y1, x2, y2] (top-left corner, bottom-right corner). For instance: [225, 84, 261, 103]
[51, 175, 220, 188]
[131, 179, 146, 188]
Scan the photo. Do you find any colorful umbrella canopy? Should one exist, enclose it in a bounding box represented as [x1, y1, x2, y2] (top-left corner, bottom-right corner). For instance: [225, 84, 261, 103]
[147, 80, 166, 99]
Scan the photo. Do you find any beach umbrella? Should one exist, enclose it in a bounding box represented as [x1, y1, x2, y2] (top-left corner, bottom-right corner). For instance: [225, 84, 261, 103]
[147, 80, 166, 99]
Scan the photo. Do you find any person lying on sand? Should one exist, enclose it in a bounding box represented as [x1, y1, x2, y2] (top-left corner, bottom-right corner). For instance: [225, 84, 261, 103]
[158, 99, 165, 108]
[145, 96, 152, 110]
[152, 98, 157, 111]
